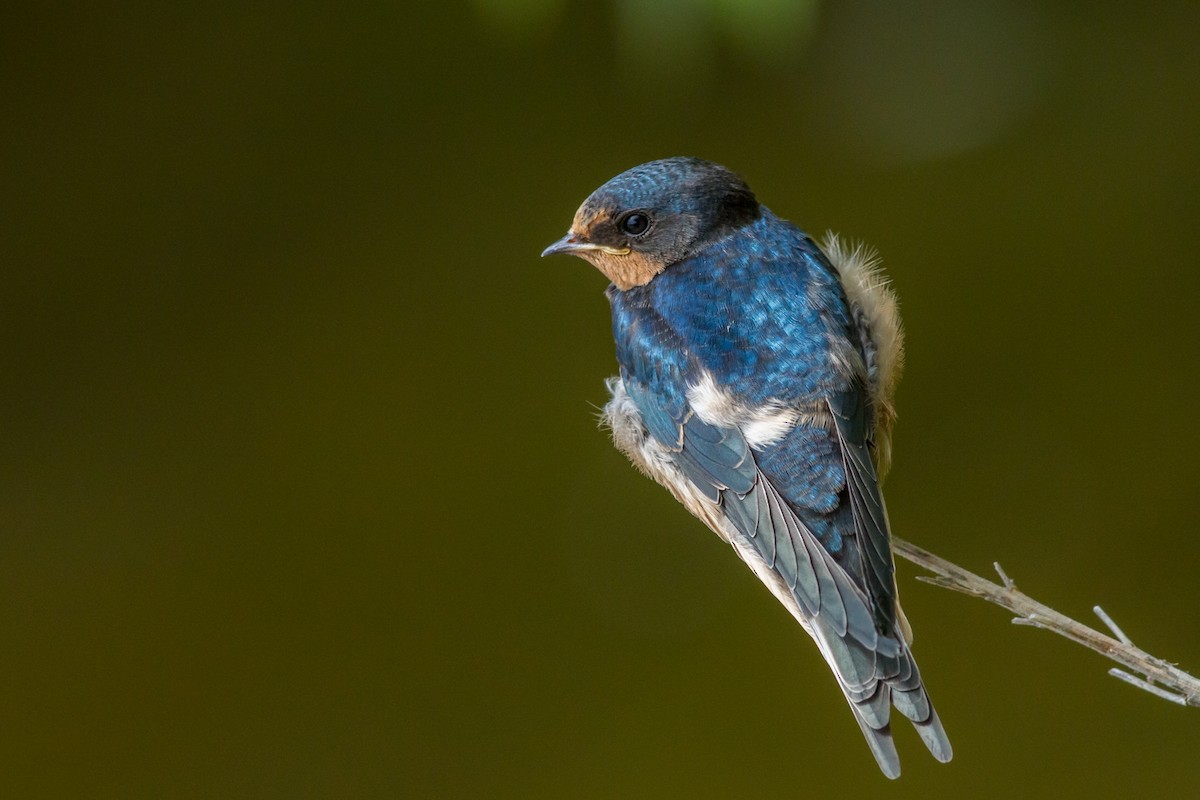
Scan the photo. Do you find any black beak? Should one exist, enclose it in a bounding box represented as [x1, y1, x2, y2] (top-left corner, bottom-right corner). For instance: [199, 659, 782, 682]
[541, 232, 593, 258]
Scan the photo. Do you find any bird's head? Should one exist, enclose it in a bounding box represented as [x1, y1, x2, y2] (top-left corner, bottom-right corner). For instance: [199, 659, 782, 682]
[541, 157, 761, 290]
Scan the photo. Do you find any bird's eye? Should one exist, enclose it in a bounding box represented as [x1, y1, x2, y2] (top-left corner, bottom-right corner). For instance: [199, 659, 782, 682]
[619, 212, 651, 236]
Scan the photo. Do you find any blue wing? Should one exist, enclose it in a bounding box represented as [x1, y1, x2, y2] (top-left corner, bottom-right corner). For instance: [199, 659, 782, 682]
[827, 384, 900, 633]
[612, 275, 900, 654]
[752, 383, 899, 637]
[621, 368, 949, 776]
[622, 371, 897, 655]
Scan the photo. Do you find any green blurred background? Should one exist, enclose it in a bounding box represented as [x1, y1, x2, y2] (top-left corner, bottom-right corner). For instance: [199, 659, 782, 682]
[3, 1, 1199, 796]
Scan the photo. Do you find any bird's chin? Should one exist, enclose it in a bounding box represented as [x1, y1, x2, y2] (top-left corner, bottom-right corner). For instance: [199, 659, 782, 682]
[590, 250, 664, 291]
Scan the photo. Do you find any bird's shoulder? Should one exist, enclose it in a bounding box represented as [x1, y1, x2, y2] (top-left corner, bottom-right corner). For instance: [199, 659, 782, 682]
[610, 212, 860, 406]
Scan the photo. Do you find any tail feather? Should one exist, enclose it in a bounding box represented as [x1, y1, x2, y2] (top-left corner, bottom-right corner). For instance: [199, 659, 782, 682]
[815, 619, 951, 778]
[847, 710, 900, 780]
[854, 684, 891, 730]
[913, 705, 953, 763]
[892, 685, 930, 722]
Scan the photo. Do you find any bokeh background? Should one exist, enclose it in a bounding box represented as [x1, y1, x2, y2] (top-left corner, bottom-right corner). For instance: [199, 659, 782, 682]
[3, 1, 1199, 797]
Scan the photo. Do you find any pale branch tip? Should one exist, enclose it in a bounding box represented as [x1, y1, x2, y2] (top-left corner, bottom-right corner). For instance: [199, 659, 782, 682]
[891, 536, 1200, 709]
[1108, 668, 1190, 706]
[1093, 605, 1134, 647]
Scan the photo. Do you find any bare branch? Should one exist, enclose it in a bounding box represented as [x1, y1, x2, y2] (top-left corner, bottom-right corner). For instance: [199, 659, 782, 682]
[1093, 605, 1132, 646]
[892, 536, 1200, 709]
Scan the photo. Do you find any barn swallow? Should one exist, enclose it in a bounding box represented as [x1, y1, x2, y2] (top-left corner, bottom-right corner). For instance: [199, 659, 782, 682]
[543, 157, 951, 778]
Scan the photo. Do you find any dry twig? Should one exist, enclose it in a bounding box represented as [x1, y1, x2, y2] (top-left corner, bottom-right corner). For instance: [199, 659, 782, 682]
[892, 537, 1200, 708]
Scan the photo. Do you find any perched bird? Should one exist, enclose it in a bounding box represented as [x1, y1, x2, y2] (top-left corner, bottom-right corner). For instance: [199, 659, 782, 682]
[542, 157, 951, 778]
